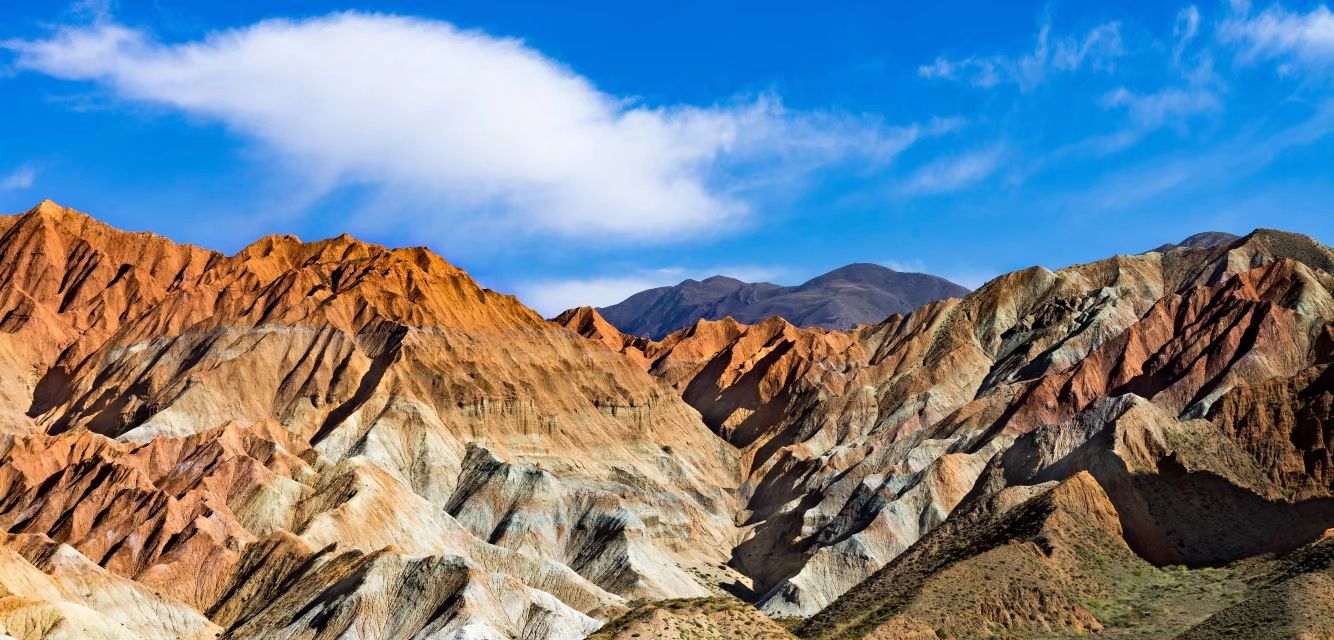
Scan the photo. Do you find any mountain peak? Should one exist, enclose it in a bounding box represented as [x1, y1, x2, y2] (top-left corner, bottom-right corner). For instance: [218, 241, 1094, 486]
[1150, 230, 1241, 253]
[599, 263, 969, 338]
[699, 274, 745, 285]
[22, 198, 96, 227]
[32, 198, 66, 215]
[553, 305, 616, 334]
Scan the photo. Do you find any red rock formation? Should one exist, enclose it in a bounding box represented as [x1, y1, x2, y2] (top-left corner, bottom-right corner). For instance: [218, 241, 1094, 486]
[6, 200, 1334, 638]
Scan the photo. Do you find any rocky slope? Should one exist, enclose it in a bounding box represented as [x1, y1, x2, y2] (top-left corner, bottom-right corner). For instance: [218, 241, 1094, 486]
[562, 228, 1334, 632]
[0, 200, 745, 639]
[798, 393, 1334, 638]
[597, 263, 969, 339]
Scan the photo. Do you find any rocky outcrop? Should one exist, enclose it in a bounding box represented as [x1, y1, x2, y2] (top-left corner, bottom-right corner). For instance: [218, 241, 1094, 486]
[0, 533, 221, 640]
[0, 200, 217, 431]
[1208, 359, 1334, 499]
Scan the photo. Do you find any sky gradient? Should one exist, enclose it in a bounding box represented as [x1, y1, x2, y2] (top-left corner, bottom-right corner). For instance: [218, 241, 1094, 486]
[1, 1, 1332, 315]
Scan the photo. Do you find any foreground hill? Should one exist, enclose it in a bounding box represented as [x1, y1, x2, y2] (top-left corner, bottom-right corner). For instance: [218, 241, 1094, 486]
[597, 263, 969, 338]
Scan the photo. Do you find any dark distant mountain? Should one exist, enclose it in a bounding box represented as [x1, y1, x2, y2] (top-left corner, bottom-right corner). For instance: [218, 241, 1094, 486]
[598, 263, 970, 338]
[1150, 231, 1241, 253]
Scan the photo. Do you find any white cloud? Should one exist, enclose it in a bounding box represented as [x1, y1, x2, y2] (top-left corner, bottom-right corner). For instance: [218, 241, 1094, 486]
[1051, 22, 1126, 71]
[1069, 5, 1224, 157]
[0, 165, 36, 190]
[4, 14, 922, 243]
[881, 258, 928, 273]
[514, 264, 786, 317]
[900, 145, 1005, 195]
[917, 56, 1005, 88]
[918, 21, 1124, 90]
[1173, 5, 1202, 65]
[938, 270, 996, 290]
[70, 0, 112, 21]
[1101, 86, 1221, 129]
[1222, 4, 1334, 71]
[1055, 99, 1334, 215]
[880, 258, 991, 289]
[516, 275, 676, 317]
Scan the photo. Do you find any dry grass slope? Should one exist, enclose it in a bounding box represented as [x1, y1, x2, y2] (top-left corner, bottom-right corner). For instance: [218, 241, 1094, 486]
[587, 597, 795, 640]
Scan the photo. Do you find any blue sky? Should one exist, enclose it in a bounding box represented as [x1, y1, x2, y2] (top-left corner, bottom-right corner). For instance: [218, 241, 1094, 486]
[1, 1, 1332, 315]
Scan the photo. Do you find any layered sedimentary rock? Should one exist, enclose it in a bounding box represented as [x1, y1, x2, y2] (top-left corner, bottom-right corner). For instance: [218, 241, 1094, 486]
[7, 198, 1334, 639]
[562, 228, 1334, 622]
[799, 392, 1334, 638]
[0, 201, 743, 639]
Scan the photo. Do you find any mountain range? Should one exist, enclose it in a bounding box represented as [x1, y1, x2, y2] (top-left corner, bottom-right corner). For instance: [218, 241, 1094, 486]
[0, 200, 1331, 639]
[597, 263, 970, 339]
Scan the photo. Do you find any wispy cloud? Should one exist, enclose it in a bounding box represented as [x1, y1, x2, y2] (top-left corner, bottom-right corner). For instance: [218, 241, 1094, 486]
[1173, 5, 1203, 66]
[1060, 5, 1226, 156]
[3, 13, 929, 244]
[1221, 3, 1334, 73]
[881, 258, 928, 273]
[918, 21, 1125, 90]
[937, 269, 997, 290]
[1075, 85, 1221, 154]
[0, 165, 36, 190]
[1058, 98, 1334, 215]
[881, 258, 992, 289]
[900, 145, 1005, 195]
[1101, 86, 1222, 129]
